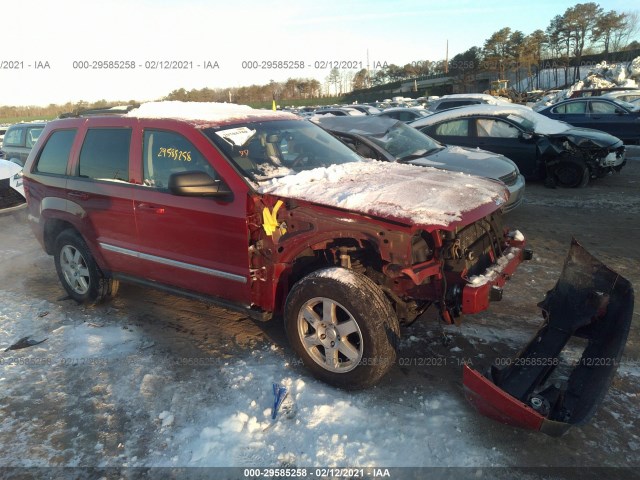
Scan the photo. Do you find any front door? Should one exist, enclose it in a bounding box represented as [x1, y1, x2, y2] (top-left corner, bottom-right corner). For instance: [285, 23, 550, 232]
[131, 126, 251, 304]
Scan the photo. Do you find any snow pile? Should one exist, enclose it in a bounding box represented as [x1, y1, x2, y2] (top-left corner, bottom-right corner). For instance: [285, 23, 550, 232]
[412, 104, 571, 135]
[127, 101, 296, 124]
[258, 161, 507, 227]
[532, 56, 640, 109]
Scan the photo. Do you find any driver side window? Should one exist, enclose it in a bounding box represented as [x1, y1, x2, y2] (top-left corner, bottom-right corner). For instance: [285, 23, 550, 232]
[476, 119, 520, 138]
[142, 130, 216, 189]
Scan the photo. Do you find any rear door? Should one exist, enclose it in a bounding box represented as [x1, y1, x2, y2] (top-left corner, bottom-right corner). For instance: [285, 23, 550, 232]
[131, 122, 251, 304]
[64, 118, 139, 276]
[421, 118, 475, 149]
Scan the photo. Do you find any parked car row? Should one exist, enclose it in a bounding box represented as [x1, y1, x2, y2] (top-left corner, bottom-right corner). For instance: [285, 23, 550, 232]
[313, 115, 525, 212]
[0, 122, 47, 215]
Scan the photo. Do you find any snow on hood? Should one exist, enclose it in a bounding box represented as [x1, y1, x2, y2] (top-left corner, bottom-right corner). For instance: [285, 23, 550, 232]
[412, 104, 571, 135]
[0, 159, 21, 179]
[258, 161, 506, 227]
[127, 101, 296, 124]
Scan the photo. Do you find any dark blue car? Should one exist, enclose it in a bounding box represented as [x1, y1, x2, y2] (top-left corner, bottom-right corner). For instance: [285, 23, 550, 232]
[537, 98, 640, 144]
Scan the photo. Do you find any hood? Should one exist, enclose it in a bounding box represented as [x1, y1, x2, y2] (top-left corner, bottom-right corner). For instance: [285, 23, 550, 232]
[408, 145, 519, 179]
[0, 159, 21, 180]
[258, 160, 508, 229]
[546, 127, 623, 148]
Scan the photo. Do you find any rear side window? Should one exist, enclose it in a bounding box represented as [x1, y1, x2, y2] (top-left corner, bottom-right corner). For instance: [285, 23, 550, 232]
[553, 102, 587, 114]
[434, 119, 469, 136]
[78, 128, 131, 182]
[3, 127, 24, 146]
[26, 127, 44, 148]
[35, 130, 76, 175]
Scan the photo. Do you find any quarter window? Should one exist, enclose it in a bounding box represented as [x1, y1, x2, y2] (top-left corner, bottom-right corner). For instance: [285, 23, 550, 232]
[78, 128, 131, 182]
[142, 130, 216, 189]
[34, 130, 76, 175]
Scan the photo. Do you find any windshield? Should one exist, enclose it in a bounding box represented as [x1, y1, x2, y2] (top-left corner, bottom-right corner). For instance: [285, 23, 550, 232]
[613, 98, 638, 111]
[204, 119, 362, 183]
[365, 121, 442, 160]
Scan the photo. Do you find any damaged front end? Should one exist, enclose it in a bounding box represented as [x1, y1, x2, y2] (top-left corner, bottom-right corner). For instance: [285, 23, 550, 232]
[463, 239, 634, 436]
[543, 130, 626, 184]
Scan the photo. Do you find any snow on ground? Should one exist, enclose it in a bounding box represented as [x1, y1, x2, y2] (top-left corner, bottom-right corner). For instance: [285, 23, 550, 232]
[0, 290, 504, 468]
[258, 161, 507, 227]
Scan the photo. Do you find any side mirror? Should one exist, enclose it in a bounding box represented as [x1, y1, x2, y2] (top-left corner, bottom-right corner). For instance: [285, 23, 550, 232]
[520, 132, 534, 141]
[614, 108, 627, 115]
[168, 171, 233, 200]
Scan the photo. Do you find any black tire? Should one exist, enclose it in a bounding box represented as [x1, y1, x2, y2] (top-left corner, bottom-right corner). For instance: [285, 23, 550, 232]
[53, 229, 119, 303]
[284, 268, 400, 389]
[554, 158, 589, 188]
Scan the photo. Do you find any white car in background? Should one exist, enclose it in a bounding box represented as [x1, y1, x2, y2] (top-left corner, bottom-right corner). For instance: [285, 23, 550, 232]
[0, 159, 26, 214]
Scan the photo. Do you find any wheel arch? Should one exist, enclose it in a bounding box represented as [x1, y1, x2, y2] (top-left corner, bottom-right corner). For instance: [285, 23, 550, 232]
[271, 235, 386, 315]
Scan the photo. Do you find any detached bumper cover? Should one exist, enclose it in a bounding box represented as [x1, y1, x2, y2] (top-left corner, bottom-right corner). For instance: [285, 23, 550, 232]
[463, 239, 634, 436]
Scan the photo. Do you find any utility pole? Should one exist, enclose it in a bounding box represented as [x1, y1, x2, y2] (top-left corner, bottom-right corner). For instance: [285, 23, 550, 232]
[445, 40, 449, 74]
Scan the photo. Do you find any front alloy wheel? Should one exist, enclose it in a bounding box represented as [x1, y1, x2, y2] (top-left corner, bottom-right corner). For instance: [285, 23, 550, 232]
[285, 268, 400, 389]
[297, 297, 364, 373]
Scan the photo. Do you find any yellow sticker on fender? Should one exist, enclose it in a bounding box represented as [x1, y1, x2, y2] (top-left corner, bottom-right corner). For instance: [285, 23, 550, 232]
[262, 200, 286, 237]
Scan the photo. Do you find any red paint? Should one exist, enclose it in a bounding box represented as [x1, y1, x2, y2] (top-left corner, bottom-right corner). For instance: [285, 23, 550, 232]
[462, 364, 544, 431]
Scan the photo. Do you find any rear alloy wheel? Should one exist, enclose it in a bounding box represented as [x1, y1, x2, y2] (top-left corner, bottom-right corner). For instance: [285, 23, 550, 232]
[554, 158, 589, 188]
[284, 268, 399, 389]
[54, 229, 119, 303]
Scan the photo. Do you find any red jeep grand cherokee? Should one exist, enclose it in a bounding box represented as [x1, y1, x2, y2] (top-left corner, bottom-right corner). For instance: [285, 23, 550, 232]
[22, 101, 528, 389]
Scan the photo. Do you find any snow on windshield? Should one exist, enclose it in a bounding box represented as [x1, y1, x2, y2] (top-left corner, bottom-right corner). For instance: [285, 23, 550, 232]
[258, 161, 506, 227]
[205, 119, 362, 182]
[412, 104, 571, 135]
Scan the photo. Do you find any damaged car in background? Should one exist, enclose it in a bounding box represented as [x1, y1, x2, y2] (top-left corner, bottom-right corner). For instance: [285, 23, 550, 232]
[313, 115, 524, 212]
[21, 102, 634, 436]
[411, 104, 626, 187]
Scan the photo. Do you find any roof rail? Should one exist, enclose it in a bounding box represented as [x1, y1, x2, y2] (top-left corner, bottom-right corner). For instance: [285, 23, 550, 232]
[59, 104, 139, 119]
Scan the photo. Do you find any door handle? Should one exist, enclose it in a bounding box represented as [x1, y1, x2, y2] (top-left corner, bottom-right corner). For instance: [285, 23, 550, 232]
[136, 203, 166, 214]
[67, 191, 89, 201]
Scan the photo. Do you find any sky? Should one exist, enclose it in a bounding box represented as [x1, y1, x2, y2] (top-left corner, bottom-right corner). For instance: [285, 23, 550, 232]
[1, 0, 637, 106]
